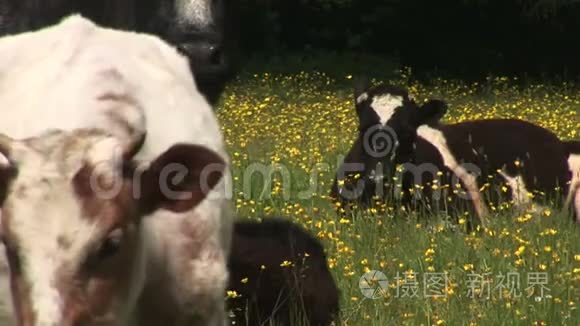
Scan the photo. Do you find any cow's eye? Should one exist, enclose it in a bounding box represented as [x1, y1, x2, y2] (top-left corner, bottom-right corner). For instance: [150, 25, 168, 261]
[95, 228, 123, 262]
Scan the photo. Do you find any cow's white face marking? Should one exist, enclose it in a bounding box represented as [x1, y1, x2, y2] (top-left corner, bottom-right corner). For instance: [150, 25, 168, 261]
[370, 94, 403, 125]
[175, 0, 213, 28]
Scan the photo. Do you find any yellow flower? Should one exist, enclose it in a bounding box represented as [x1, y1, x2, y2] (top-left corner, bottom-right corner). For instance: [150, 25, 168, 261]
[241, 278, 249, 284]
[226, 290, 240, 299]
[463, 264, 474, 271]
[515, 246, 526, 256]
[539, 264, 547, 271]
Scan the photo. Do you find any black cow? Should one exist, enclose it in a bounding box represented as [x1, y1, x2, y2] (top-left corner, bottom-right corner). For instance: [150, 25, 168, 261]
[137, 0, 236, 105]
[331, 79, 573, 227]
[0, 0, 236, 105]
[227, 218, 340, 326]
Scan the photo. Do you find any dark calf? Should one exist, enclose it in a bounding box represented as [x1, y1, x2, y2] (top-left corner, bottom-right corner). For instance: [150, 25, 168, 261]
[227, 218, 339, 326]
[332, 80, 572, 227]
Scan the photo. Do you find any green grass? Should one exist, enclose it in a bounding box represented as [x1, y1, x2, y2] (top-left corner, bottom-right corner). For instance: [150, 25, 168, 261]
[217, 58, 580, 325]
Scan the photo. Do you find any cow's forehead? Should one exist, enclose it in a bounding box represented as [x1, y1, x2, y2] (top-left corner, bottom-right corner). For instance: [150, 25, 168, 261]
[5, 175, 99, 250]
[0, 131, 129, 324]
[175, 0, 214, 27]
[4, 183, 99, 324]
[2, 130, 119, 245]
[357, 85, 412, 125]
[369, 93, 404, 125]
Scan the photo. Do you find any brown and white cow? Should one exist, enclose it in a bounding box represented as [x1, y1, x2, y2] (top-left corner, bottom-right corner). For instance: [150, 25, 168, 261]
[331, 80, 575, 227]
[0, 15, 232, 326]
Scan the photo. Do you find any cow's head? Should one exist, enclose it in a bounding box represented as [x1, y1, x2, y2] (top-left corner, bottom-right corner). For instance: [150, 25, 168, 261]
[331, 79, 448, 206]
[0, 129, 225, 326]
[353, 80, 448, 161]
[138, 0, 236, 105]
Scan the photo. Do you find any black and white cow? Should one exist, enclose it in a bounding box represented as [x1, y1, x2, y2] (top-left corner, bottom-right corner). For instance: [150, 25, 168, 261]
[0, 0, 236, 105]
[331, 80, 574, 227]
[227, 218, 340, 326]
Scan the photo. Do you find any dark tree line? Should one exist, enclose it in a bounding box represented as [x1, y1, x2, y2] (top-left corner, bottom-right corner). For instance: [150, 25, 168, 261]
[237, 0, 580, 79]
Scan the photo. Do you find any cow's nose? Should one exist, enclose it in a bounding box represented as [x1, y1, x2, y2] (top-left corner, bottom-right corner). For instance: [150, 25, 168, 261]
[177, 41, 225, 68]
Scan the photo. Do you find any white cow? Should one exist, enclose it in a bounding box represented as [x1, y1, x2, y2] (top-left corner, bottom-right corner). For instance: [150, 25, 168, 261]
[0, 15, 232, 326]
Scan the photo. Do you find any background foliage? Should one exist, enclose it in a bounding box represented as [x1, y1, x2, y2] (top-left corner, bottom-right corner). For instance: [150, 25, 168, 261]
[236, 0, 580, 80]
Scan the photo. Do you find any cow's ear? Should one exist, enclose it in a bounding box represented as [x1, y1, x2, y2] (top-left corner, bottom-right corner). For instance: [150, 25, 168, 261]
[353, 76, 371, 105]
[414, 99, 448, 126]
[138, 144, 226, 215]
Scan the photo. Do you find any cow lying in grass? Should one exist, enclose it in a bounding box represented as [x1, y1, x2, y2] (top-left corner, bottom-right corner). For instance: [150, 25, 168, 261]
[331, 80, 575, 227]
[0, 15, 232, 326]
[227, 218, 339, 326]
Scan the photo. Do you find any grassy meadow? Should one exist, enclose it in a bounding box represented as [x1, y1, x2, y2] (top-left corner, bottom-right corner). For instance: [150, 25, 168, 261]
[217, 58, 579, 325]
